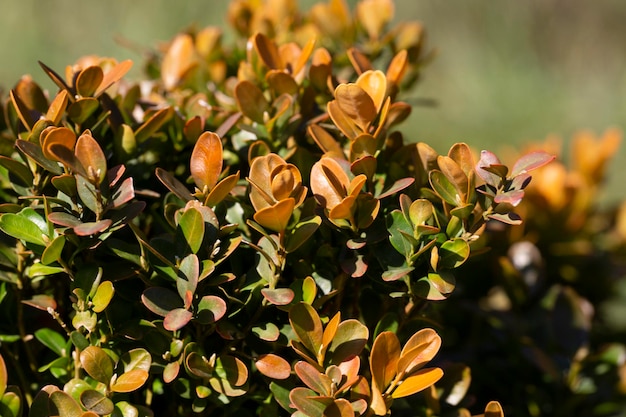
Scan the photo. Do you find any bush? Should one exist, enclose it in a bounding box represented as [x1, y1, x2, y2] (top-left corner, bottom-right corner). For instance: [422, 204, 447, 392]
[0, 0, 624, 416]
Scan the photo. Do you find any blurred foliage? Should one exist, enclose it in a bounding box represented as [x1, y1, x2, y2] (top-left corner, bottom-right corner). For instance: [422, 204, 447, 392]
[0, 0, 624, 417]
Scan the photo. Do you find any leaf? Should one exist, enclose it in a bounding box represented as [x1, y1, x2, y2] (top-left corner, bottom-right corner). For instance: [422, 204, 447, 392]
[178, 208, 205, 254]
[155, 168, 194, 201]
[235, 80, 269, 124]
[253, 198, 296, 232]
[356, 70, 387, 113]
[80, 346, 114, 384]
[289, 302, 324, 361]
[261, 288, 295, 306]
[289, 387, 331, 417]
[347, 48, 372, 75]
[22, 294, 57, 311]
[327, 101, 361, 140]
[307, 124, 344, 157]
[46, 89, 69, 125]
[494, 189, 525, 207]
[0, 156, 33, 188]
[484, 400, 504, 417]
[391, 367, 444, 398]
[334, 83, 376, 132]
[256, 354, 291, 380]
[190, 131, 223, 191]
[16, 139, 63, 174]
[76, 66, 104, 97]
[75, 131, 107, 184]
[429, 170, 460, 206]
[163, 362, 180, 384]
[50, 390, 82, 417]
[0, 390, 21, 417]
[92, 281, 114, 313]
[134, 107, 174, 144]
[120, 348, 151, 374]
[0, 213, 46, 246]
[111, 369, 149, 393]
[95, 59, 133, 96]
[10, 89, 36, 130]
[34, 328, 67, 356]
[510, 151, 555, 177]
[370, 331, 400, 395]
[67, 98, 99, 124]
[196, 295, 227, 323]
[324, 399, 354, 417]
[161, 33, 196, 90]
[41, 235, 66, 265]
[488, 212, 522, 225]
[476, 150, 503, 187]
[398, 328, 442, 375]
[141, 287, 182, 317]
[80, 389, 114, 415]
[253, 32, 284, 70]
[294, 361, 332, 396]
[252, 322, 280, 341]
[439, 239, 470, 269]
[327, 320, 369, 365]
[206, 172, 240, 207]
[73, 220, 112, 237]
[211, 355, 249, 395]
[0, 353, 6, 398]
[186, 352, 214, 379]
[164, 308, 193, 331]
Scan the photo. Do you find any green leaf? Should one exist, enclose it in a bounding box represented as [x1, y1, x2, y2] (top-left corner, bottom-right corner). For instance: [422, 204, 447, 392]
[328, 320, 369, 365]
[289, 387, 331, 417]
[67, 98, 99, 124]
[177, 254, 199, 302]
[178, 208, 204, 254]
[41, 235, 66, 265]
[0, 156, 33, 188]
[439, 238, 470, 269]
[80, 389, 114, 416]
[0, 213, 46, 246]
[134, 107, 174, 144]
[80, 346, 114, 384]
[387, 210, 414, 258]
[196, 295, 227, 324]
[429, 170, 460, 206]
[289, 303, 323, 361]
[91, 280, 114, 313]
[285, 215, 321, 253]
[142, 287, 182, 317]
[120, 348, 151, 373]
[50, 390, 82, 417]
[34, 328, 67, 356]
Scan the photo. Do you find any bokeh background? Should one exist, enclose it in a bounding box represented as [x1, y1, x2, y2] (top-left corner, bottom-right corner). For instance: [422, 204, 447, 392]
[0, 0, 624, 203]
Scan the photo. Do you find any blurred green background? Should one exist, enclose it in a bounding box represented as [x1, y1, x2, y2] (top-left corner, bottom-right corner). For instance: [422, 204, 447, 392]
[0, 0, 624, 202]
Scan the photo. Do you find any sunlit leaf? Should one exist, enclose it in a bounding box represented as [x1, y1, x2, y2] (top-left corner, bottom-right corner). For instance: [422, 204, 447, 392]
[134, 107, 174, 144]
[334, 83, 376, 132]
[289, 387, 332, 417]
[295, 361, 332, 396]
[256, 354, 291, 380]
[429, 170, 460, 206]
[190, 131, 223, 191]
[95, 59, 133, 96]
[91, 281, 114, 313]
[484, 400, 504, 417]
[391, 367, 443, 398]
[347, 48, 372, 75]
[253, 32, 284, 70]
[327, 320, 368, 365]
[80, 346, 114, 384]
[289, 302, 324, 361]
[253, 198, 295, 232]
[111, 369, 149, 393]
[164, 308, 193, 331]
[178, 208, 205, 254]
[76, 66, 104, 97]
[0, 213, 47, 246]
[196, 295, 227, 323]
[510, 151, 555, 177]
[161, 33, 197, 90]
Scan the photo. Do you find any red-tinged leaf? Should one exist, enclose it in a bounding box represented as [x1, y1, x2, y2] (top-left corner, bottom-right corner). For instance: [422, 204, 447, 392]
[485, 400, 504, 417]
[76, 66, 104, 97]
[134, 107, 174, 144]
[382, 266, 414, 282]
[256, 354, 291, 380]
[289, 302, 324, 361]
[476, 150, 503, 187]
[95, 59, 133, 96]
[510, 151, 555, 177]
[488, 212, 523, 225]
[0, 354, 6, 398]
[48, 212, 82, 227]
[80, 346, 114, 384]
[46, 89, 69, 125]
[141, 287, 182, 317]
[253, 198, 296, 232]
[289, 387, 332, 417]
[377, 177, 414, 199]
[391, 367, 443, 398]
[295, 361, 332, 395]
[164, 308, 193, 331]
[235, 80, 269, 124]
[196, 295, 227, 324]
[111, 369, 149, 393]
[190, 131, 223, 191]
[110, 177, 135, 208]
[494, 189, 525, 207]
[75, 131, 107, 184]
[261, 288, 295, 305]
[73, 219, 112, 236]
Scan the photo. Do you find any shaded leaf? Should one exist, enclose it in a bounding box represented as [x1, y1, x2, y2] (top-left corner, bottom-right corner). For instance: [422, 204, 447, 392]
[164, 308, 193, 331]
[16, 139, 63, 174]
[178, 208, 205, 254]
[80, 389, 114, 416]
[484, 400, 504, 417]
[235, 80, 269, 124]
[50, 390, 82, 417]
[67, 98, 99, 124]
[328, 320, 369, 365]
[196, 295, 227, 324]
[429, 170, 460, 206]
[141, 287, 182, 317]
[289, 387, 331, 417]
[439, 239, 470, 269]
[80, 346, 114, 384]
[42, 235, 66, 265]
[34, 328, 67, 356]
[289, 302, 323, 361]
[155, 168, 194, 201]
[134, 107, 174, 144]
[295, 361, 332, 396]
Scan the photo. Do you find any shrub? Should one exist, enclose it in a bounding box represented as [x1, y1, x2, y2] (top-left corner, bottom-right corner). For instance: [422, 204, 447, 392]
[10, 0, 626, 416]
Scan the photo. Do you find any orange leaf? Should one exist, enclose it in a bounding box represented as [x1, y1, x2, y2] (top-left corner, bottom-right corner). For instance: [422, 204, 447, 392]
[398, 328, 442, 376]
[253, 198, 295, 232]
[391, 367, 443, 398]
[75, 131, 107, 184]
[334, 83, 377, 132]
[307, 124, 344, 157]
[190, 131, 223, 191]
[41, 127, 77, 161]
[310, 157, 351, 210]
[95, 59, 133, 96]
[253, 32, 284, 70]
[386, 50, 408, 86]
[327, 100, 362, 140]
[45, 90, 69, 126]
[111, 369, 149, 393]
[235, 80, 269, 124]
[75, 66, 104, 97]
[161, 33, 197, 90]
[356, 70, 387, 115]
[484, 400, 504, 417]
[370, 331, 401, 394]
[347, 48, 372, 75]
[255, 354, 291, 380]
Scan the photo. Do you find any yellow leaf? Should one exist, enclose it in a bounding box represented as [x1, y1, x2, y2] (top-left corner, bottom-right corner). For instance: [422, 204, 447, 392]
[391, 367, 443, 398]
[253, 198, 296, 232]
[356, 70, 387, 114]
[111, 369, 149, 393]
